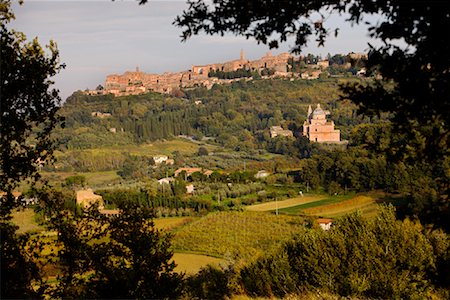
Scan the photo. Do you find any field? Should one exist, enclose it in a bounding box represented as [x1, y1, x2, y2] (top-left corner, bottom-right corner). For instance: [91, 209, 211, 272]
[172, 253, 224, 274]
[57, 138, 218, 158]
[278, 193, 388, 218]
[172, 211, 306, 261]
[41, 170, 121, 187]
[246, 194, 326, 212]
[154, 217, 196, 230]
[9, 191, 396, 277]
[278, 194, 356, 214]
[11, 208, 44, 234]
[303, 195, 377, 217]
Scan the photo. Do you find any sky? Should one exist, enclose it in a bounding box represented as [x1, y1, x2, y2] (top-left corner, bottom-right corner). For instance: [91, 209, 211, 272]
[11, 0, 382, 100]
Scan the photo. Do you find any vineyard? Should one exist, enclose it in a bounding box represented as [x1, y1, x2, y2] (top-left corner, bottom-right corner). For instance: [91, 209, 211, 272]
[172, 211, 307, 261]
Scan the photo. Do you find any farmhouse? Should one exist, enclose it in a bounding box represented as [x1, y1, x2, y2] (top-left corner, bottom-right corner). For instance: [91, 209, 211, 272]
[153, 155, 169, 165]
[0, 191, 22, 199]
[186, 184, 195, 194]
[302, 104, 340, 143]
[174, 167, 212, 178]
[269, 126, 293, 138]
[76, 189, 104, 209]
[317, 218, 333, 231]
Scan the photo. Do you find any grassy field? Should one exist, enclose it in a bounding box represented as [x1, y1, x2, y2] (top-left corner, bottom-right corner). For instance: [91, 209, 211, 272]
[41, 170, 121, 187]
[11, 208, 44, 234]
[246, 194, 326, 212]
[57, 138, 218, 158]
[172, 253, 224, 274]
[172, 211, 306, 262]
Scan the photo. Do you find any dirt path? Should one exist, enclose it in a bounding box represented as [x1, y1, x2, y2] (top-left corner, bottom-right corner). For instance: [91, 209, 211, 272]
[246, 195, 326, 212]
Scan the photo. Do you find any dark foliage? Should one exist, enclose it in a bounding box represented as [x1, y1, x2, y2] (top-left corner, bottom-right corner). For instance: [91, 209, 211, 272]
[241, 207, 449, 298]
[1, 0, 63, 201]
[41, 194, 184, 299]
[1, 1, 63, 298]
[185, 265, 233, 299]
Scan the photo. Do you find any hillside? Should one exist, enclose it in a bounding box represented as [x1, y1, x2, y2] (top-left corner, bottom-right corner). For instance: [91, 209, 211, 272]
[57, 78, 366, 151]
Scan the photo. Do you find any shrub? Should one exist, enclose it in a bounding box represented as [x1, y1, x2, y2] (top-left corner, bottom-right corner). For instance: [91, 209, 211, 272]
[241, 207, 439, 299]
[185, 266, 233, 299]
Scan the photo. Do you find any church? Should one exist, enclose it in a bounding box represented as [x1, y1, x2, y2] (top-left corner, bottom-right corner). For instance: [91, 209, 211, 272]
[302, 104, 340, 143]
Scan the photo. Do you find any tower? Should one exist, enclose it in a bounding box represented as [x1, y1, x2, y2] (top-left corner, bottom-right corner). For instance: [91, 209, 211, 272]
[240, 49, 245, 61]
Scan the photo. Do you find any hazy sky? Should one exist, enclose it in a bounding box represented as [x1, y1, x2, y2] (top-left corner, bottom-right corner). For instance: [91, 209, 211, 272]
[11, 0, 381, 100]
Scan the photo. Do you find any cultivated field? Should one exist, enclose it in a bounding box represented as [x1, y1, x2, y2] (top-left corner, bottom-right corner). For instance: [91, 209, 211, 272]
[303, 195, 376, 217]
[277, 193, 388, 219]
[172, 211, 306, 261]
[245, 194, 326, 212]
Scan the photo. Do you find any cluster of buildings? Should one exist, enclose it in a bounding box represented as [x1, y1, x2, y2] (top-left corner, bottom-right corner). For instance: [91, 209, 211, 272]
[84, 50, 368, 97]
[84, 50, 367, 97]
[84, 51, 293, 97]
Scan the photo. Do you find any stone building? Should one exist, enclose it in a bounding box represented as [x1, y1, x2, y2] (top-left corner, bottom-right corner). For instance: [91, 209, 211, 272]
[269, 126, 294, 138]
[302, 104, 340, 143]
[76, 189, 104, 209]
[317, 60, 330, 69]
[153, 155, 169, 165]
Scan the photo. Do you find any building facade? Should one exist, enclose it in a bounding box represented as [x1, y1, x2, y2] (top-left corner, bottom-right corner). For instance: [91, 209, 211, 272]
[303, 104, 340, 143]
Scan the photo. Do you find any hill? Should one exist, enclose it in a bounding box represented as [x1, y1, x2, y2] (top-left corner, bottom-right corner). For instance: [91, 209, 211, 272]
[57, 78, 366, 151]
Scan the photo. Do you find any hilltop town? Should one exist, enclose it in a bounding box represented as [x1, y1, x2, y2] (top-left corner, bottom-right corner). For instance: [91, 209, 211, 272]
[85, 51, 367, 97]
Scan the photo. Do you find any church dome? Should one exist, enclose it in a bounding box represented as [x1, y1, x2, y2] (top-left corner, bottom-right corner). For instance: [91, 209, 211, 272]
[312, 104, 325, 116]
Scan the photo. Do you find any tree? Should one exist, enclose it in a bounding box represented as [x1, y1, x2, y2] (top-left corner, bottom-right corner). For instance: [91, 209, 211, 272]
[170, 0, 449, 230]
[241, 207, 442, 298]
[64, 175, 86, 189]
[1, 0, 63, 204]
[1, 2, 182, 298]
[42, 197, 183, 299]
[197, 146, 209, 156]
[1, 1, 64, 297]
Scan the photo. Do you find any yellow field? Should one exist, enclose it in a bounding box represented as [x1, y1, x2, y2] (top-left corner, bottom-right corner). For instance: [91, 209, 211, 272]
[172, 253, 225, 274]
[303, 195, 376, 217]
[246, 194, 326, 212]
